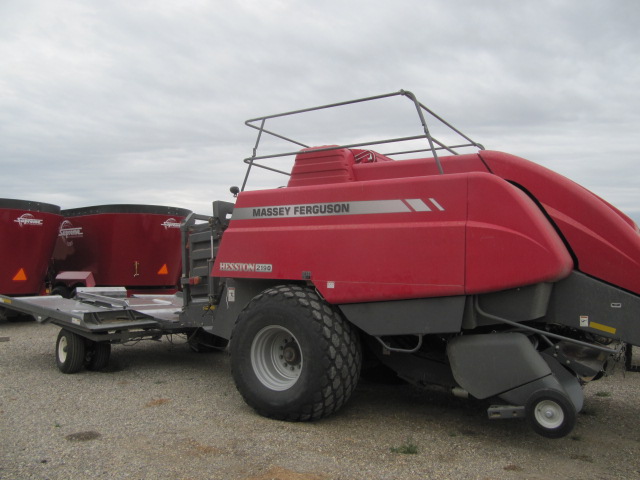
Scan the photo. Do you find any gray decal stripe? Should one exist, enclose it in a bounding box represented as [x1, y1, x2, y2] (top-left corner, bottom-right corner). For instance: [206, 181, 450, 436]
[429, 198, 445, 211]
[406, 199, 431, 212]
[350, 200, 410, 215]
[232, 199, 441, 220]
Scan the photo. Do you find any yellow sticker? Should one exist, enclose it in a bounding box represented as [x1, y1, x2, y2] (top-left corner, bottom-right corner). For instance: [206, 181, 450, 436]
[589, 321, 617, 335]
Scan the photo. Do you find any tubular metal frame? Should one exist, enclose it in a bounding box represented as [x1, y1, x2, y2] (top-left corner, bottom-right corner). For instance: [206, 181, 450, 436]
[241, 89, 485, 191]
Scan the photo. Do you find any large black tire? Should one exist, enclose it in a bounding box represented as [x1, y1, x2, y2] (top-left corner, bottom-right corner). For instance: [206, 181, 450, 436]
[526, 389, 576, 439]
[56, 329, 86, 374]
[85, 341, 111, 371]
[230, 285, 362, 421]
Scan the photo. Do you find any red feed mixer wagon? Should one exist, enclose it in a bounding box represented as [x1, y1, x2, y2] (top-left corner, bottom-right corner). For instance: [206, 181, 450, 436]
[51, 204, 192, 296]
[0, 198, 62, 299]
[2, 90, 639, 439]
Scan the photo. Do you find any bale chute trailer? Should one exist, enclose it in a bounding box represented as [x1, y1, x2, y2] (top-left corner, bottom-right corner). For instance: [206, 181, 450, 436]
[51, 204, 192, 297]
[2, 90, 639, 439]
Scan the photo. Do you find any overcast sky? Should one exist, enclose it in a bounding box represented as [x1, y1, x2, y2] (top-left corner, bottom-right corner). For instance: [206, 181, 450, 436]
[1, 0, 638, 223]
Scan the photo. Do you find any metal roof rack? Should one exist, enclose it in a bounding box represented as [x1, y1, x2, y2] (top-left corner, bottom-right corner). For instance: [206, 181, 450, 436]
[241, 89, 484, 191]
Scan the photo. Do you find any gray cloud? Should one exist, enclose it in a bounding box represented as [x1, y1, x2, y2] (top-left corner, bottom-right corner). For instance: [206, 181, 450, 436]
[1, 0, 638, 223]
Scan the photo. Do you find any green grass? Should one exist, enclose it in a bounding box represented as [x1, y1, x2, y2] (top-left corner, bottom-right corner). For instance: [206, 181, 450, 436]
[390, 438, 418, 455]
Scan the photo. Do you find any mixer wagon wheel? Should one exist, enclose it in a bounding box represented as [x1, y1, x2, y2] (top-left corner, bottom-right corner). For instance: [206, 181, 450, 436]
[230, 284, 362, 421]
[56, 329, 86, 374]
[85, 341, 111, 371]
[526, 389, 576, 438]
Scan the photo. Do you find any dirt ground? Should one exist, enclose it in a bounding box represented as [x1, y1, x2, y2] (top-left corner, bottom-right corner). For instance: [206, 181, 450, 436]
[1, 319, 640, 480]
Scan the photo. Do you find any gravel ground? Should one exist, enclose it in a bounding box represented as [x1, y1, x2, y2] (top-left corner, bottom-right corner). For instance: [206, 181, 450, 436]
[1, 318, 640, 480]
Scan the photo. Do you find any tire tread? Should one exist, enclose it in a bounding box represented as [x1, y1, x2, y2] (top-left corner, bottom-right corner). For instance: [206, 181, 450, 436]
[56, 329, 86, 374]
[231, 285, 361, 421]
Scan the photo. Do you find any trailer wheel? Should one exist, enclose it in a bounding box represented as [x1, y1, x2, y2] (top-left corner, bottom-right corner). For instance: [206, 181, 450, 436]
[56, 329, 86, 374]
[85, 342, 111, 371]
[51, 285, 71, 298]
[230, 285, 361, 421]
[526, 389, 576, 438]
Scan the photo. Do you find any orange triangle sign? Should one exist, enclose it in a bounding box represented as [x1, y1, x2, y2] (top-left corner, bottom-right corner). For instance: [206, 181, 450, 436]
[13, 268, 27, 281]
[157, 264, 169, 275]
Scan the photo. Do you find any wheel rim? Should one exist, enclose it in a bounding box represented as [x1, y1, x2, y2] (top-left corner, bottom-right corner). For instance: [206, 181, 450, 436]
[58, 335, 68, 363]
[251, 325, 303, 391]
[534, 399, 564, 429]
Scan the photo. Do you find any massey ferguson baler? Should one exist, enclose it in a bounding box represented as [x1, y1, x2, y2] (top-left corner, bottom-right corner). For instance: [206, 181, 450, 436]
[2, 90, 638, 439]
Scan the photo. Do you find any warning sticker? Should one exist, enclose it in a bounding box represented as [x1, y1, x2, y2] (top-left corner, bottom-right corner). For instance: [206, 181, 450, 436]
[12, 269, 27, 282]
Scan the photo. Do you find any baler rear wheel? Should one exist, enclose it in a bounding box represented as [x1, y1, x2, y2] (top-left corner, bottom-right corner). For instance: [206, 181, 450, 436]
[56, 329, 86, 374]
[230, 285, 361, 421]
[526, 389, 576, 438]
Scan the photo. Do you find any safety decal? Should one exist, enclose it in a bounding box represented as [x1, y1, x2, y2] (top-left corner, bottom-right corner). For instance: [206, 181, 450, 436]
[227, 287, 236, 303]
[231, 198, 445, 220]
[580, 315, 616, 334]
[12, 269, 27, 282]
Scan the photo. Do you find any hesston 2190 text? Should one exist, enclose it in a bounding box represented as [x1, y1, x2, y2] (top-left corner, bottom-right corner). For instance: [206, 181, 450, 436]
[219, 263, 273, 272]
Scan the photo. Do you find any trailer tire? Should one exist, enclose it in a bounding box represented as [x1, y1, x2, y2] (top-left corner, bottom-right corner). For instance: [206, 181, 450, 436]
[85, 342, 111, 371]
[230, 285, 361, 421]
[51, 285, 71, 298]
[526, 389, 576, 439]
[56, 329, 86, 374]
